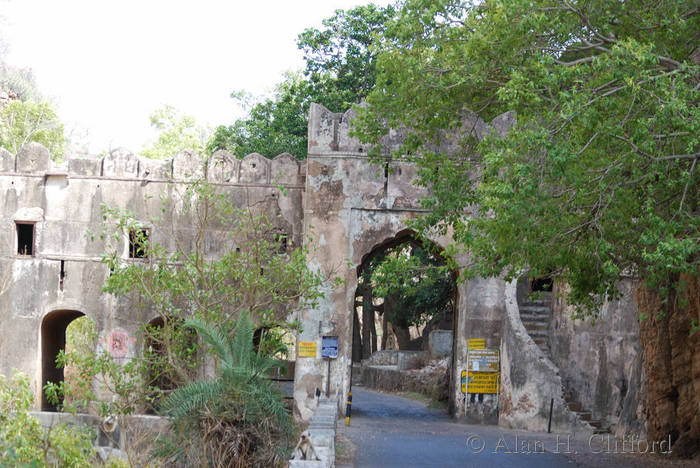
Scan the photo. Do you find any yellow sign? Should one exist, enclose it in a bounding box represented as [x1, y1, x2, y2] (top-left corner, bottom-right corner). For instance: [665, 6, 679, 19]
[467, 348, 499, 372]
[468, 338, 485, 350]
[298, 341, 317, 358]
[467, 371, 499, 394]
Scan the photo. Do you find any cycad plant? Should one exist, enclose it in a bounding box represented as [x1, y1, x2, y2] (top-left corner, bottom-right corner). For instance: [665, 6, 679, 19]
[159, 312, 293, 467]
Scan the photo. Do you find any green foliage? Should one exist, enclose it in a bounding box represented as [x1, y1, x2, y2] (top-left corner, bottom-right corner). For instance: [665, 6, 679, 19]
[356, 0, 700, 315]
[159, 313, 293, 467]
[369, 241, 454, 328]
[207, 4, 395, 159]
[140, 104, 208, 159]
[207, 73, 311, 159]
[0, 99, 66, 160]
[0, 371, 97, 467]
[62, 316, 98, 411]
[93, 177, 323, 418]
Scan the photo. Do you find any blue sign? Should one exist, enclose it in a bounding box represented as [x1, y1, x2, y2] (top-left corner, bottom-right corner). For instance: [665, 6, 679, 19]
[321, 336, 339, 359]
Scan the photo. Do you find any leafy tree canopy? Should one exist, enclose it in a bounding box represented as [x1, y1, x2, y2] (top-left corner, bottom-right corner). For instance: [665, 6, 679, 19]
[365, 240, 454, 328]
[0, 99, 66, 160]
[141, 104, 208, 159]
[355, 0, 699, 315]
[207, 4, 396, 159]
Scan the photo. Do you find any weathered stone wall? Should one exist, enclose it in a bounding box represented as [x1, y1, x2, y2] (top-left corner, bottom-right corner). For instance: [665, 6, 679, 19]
[549, 280, 646, 437]
[0, 144, 305, 405]
[294, 104, 511, 424]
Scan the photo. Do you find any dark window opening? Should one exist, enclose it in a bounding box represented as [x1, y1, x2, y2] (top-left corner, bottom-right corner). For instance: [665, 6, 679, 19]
[384, 161, 389, 178]
[59, 260, 66, 291]
[129, 228, 149, 259]
[16, 222, 34, 256]
[531, 277, 553, 292]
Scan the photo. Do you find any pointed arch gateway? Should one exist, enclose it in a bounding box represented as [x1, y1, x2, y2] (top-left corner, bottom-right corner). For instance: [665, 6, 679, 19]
[352, 229, 459, 411]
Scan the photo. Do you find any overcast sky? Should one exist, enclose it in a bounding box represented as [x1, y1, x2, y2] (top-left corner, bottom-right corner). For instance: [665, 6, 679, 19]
[2, 0, 390, 154]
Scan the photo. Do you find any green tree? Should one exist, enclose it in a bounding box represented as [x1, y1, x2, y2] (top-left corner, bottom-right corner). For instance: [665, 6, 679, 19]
[98, 179, 324, 392]
[159, 313, 292, 466]
[207, 4, 395, 159]
[0, 371, 97, 467]
[140, 104, 208, 159]
[0, 99, 66, 159]
[356, 0, 699, 315]
[207, 73, 312, 159]
[371, 242, 454, 329]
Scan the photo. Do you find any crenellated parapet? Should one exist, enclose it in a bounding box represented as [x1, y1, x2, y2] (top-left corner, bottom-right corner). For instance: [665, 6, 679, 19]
[0, 143, 306, 186]
[307, 102, 516, 157]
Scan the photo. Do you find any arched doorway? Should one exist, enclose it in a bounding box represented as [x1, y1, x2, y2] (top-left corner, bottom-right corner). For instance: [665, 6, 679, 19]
[351, 231, 458, 412]
[41, 310, 87, 410]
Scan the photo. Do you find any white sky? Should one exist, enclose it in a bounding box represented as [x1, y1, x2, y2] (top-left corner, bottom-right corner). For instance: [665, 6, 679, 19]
[1, 0, 390, 154]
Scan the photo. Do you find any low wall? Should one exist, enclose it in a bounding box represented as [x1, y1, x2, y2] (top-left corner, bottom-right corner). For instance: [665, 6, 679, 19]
[289, 397, 338, 468]
[31, 411, 170, 463]
[360, 364, 449, 401]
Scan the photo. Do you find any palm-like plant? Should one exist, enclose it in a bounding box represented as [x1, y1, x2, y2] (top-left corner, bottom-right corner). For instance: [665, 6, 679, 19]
[159, 312, 293, 467]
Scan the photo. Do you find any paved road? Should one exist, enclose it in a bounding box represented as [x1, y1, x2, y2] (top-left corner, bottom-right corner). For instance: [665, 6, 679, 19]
[337, 387, 578, 468]
[337, 387, 683, 468]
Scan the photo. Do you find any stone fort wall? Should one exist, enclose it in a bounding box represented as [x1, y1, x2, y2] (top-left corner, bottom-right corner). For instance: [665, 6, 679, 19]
[0, 103, 644, 436]
[0, 142, 306, 407]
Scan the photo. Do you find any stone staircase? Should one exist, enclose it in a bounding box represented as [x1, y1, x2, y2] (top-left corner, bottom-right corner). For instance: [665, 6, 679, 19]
[518, 293, 552, 355]
[518, 290, 610, 434]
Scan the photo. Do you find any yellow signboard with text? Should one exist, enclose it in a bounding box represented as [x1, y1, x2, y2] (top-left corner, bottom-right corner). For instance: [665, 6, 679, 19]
[467, 371, 499, 394]
[467, 348, 499, 372]
[298, 341, 317, 358]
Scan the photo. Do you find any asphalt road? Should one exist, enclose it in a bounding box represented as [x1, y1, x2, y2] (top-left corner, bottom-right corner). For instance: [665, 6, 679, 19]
[336, 388, 689, 468]
[337, 387, 579, 468]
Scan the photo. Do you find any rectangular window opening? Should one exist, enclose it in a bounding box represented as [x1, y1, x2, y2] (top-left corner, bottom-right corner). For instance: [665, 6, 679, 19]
[16, 222, 35, 256]
[129, 228, 150, 259]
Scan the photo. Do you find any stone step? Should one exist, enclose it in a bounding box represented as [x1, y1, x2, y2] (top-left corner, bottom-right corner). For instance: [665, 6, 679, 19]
[520, 314, 549, 322]
[519, 305, 552, 314]
[522, 322, 549, 331]
[526, 329, 549, 338]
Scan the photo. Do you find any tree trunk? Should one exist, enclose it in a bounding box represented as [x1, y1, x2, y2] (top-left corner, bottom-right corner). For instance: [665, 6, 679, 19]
[352, 307, 362, 363]
[362, 286, 373, 360]
[637, 274, 700, 458]
[390, 322, 412, 350]
[381, 311, 388, 351]
[370, 311, 378, 353]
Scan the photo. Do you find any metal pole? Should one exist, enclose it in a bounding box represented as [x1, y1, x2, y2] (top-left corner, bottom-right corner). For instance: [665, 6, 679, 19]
[547, 398, 554, 433]
[326, 357, 331, 397]
[345, 391, 352, 426]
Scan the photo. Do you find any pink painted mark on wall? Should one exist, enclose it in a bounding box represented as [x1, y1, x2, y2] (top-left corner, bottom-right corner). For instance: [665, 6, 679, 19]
[109, 330, 129, 358]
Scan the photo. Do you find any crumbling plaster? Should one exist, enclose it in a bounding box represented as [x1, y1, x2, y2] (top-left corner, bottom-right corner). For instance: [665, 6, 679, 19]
[0, 102, 643, 436]
[0, 147, 305, 406]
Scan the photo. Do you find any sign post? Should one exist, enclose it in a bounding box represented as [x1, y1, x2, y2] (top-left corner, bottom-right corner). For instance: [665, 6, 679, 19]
[321, 336, 339, 397]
